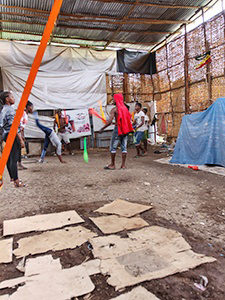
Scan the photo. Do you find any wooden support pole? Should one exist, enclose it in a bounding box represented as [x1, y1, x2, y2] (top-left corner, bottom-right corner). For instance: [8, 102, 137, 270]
[184, 24, 190, 113]
[123, 73, 130, 103]
[201, 8, 212, 104]
[151, 74, 157, 143]
[165, 40, 174, 136]
[221, 0, 225, 79]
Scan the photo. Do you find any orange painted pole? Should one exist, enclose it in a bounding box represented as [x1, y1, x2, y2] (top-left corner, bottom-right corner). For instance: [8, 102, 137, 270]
[0, 0, 64, 187]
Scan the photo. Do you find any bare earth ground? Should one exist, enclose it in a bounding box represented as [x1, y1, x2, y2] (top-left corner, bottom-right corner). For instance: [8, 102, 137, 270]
[0, 147, 224, 299]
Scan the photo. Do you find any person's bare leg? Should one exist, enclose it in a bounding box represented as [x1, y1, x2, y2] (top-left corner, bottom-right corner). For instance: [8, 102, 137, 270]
[139, 143, 146, 155]
[57, 154, 66, 163]
[121, 153, 127, 169]
[136, 145, 140, 156]
[18, 162, 27, 170]
[67, 143, 73, 155]
[105, 153, 116, 169]
[110, 153, 116, 168]
[143, 139, 148, 152]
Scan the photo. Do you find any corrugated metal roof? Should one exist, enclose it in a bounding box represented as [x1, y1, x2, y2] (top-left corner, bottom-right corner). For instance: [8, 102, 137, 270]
[0, 0, 212, 50]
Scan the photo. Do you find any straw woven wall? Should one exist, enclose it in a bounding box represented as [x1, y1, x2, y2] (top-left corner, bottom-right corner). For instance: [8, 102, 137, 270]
[106, 12, 225, 138]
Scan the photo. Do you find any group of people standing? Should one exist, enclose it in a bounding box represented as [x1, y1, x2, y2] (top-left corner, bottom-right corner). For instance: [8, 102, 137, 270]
[0, 91, 72, 187]
[0, 90, 150, 187]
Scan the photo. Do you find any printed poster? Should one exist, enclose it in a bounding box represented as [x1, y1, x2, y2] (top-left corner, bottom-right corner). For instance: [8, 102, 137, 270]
[65, 109, 91, 138]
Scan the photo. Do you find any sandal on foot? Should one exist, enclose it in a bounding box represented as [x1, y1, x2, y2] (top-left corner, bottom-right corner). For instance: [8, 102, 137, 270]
[14, 181, 26, 188]
[104, 165, 115, 170]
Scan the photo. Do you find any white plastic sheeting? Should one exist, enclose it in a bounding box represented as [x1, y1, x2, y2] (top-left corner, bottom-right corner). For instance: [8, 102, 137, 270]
[0, 41, 117, 110]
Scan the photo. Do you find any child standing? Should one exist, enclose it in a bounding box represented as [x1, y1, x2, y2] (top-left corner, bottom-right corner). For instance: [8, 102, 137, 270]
[142, 108, 150, 153]
[133, 102, 145, 157]
[0, 91, 25, 187]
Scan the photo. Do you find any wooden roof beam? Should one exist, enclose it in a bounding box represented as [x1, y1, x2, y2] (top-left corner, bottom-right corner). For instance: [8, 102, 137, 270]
[90, 0, 203, 9]
[0, 18, 177, 34]
[0, 16, 189, 25]
[0, 4, 190, 24]
[0, 29, 156, 46]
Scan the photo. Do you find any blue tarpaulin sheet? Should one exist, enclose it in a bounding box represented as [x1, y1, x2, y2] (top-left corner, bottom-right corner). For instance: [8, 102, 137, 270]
[170, 98, 225, 167]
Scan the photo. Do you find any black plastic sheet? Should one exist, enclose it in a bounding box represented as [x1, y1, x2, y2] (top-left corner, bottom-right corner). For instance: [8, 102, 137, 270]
[117, 49, 156, 75]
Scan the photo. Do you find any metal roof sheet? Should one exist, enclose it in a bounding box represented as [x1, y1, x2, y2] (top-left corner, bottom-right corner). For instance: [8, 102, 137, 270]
[0, 0, 212, 50]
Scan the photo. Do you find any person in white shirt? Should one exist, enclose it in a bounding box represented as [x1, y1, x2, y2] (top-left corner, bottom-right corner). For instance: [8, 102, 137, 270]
[142, 108, 150, 153]
[133, 102, 146, 157]
[18, 101, 33, 170]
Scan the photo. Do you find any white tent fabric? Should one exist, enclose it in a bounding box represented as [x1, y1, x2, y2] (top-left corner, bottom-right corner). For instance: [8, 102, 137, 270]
[0, 41, 117, 110]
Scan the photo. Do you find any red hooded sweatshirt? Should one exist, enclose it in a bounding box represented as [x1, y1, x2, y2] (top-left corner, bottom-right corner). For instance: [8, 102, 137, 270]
[114, 94, 133, 136]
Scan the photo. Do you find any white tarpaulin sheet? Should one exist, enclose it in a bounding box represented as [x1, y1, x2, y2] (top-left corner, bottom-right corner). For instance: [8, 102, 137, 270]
[0, 41, 116, 110]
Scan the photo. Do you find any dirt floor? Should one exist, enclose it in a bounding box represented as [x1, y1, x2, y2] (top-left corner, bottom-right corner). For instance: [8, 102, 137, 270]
[0, 146, 224, 299]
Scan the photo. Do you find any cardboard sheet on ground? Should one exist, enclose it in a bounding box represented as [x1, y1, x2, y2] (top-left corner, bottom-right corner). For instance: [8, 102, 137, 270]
[3, 210, 84, 236]
[25, 255, 62, 276]
[10, 266, 94, 300]
[110, 286, 160, 300]
[95, 199, 152, 218]
[90, 215, 148, 234]
[0, 239, 13, 263]
[90, 226, 216, 290]
[82, 259, 101, 276]
[0, 255, 95, 300]
[14, 226, 97, 258]
[0, 255, 100, 291]
[156, 157, 225, 177]
[0, 296, 9, 300]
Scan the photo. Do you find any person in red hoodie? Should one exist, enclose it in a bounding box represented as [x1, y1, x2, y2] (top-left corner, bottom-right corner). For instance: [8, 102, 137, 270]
[99, 94, 133, 169]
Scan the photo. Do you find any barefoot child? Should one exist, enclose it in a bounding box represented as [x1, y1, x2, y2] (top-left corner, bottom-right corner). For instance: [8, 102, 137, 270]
[33, 112, 65, 163]
[0, 91, 25, 187]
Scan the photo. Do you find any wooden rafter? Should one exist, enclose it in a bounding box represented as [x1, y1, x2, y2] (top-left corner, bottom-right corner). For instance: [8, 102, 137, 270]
[104, 0, 140, 49]
[0, 4, 190, 24]
[0, 29, 156, 46]
[0, 17, 189, 25]
[0, 14, 174, 34]
[90, 0, 202, 9]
